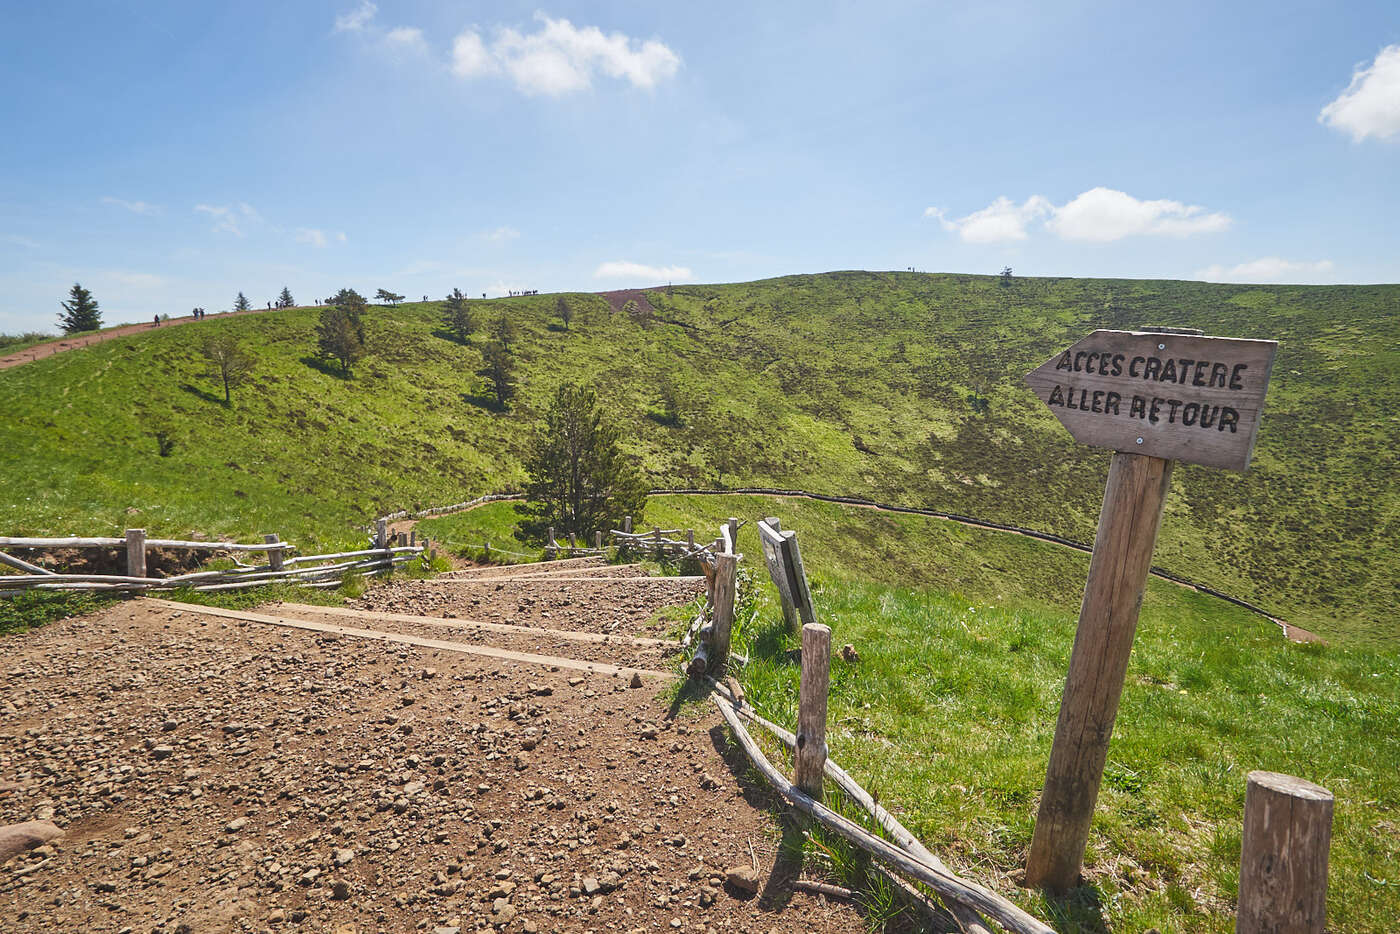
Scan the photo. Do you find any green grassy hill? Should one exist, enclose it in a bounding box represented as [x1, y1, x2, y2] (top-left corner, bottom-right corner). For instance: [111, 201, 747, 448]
[1, 271, 1396, 643]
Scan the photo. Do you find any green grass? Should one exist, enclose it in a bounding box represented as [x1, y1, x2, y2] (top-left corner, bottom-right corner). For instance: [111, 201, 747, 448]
[0, 331, 58, 355]
[691, 504, 1399, 933]
[1, 272, 1396, 644]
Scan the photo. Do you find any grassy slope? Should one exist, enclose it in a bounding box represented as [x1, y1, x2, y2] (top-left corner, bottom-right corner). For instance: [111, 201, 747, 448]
[0, 272, 1396, 642]
[632, 494, 1395, 934]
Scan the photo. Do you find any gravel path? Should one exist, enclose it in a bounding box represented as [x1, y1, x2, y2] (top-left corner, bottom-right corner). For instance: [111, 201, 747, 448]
[0, 565, 867, 933]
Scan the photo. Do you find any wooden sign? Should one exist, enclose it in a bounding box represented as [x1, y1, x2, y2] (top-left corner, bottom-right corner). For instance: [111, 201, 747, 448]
[757, 517, 816, 632]
[1023, 325, 1278, 894]
[1025, 329, 1278, 471]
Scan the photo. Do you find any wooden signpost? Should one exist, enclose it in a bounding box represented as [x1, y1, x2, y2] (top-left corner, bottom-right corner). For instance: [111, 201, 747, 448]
[1023, 327, 1277, 893]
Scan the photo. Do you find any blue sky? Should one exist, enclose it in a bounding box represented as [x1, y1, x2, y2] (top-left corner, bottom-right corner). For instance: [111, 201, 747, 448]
[2, 1, 1397, 331]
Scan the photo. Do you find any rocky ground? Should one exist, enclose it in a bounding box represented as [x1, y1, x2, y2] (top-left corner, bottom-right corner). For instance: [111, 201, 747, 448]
[0, 560, 869, 933]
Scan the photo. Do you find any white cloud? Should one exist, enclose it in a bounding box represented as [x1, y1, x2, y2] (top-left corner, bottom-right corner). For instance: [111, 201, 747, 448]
[1196, 258, 1335, 283]
[296, 228, 328, 248]
[482, 226, 520, 242]
[928, 187, 1230, 243]
[194, 202, 261, 237]
[336, 231, 348, 243]
[384, 26, 426, 50]
[926, 197, 1052, 243]
[334, 1, 376, 33]
[1319, 45, 1400, 142]
[1048, 187, 1231, 241]
[110, 271, 165, 289]
[593, 261, 694, 282]
[451, 14, 680, 96]
[101, 196, 160, 216]
[451, 31, 497, 77]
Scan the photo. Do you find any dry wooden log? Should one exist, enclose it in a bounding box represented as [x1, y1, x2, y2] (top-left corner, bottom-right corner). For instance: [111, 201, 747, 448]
[0, 820, 63, 866]
[792, 879, 853, 899]
[710, 695, 1052, 934]
[707, 679, 993, 933]
[0, 551, 56, 575]
[686, 625, 714, 679]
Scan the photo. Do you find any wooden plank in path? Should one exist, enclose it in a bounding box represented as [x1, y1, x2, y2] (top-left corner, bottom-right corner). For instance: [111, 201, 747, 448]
[274, 602, 673, 646]
[143, 599, 670, 680]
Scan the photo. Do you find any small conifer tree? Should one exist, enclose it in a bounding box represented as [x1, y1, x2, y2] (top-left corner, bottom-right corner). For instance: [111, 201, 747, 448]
[58, 283, 102, 333]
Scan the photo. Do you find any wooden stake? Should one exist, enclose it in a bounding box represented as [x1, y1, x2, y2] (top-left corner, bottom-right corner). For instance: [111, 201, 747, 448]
[1237, 771, 1333, 934]
[125, 528, 146, 578]
[264, 533, 284, 571]
[794, 622, 831, 801]
[710, 553, 738, 670]
[375, 518, 388, 550]
[595, 530, 603, 550]
[728, 517, 739, 548]
[1026, 452, 1174, 892]
[623, 515, 632, 534]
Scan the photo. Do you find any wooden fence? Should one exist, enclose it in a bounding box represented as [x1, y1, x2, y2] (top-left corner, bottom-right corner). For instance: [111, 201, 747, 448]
[0, 525, 423, 594]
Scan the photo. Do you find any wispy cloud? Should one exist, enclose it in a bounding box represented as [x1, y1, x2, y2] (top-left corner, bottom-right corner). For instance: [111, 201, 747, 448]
[384, 26, 426, 50]
[334, 0, 376, 33]
[1196, 257, 1335, 283]
[451, 14, 681, 96]
[294, 228, 347, 248]
[482, 226, 521, 242]
[4, 234, 41, 250]
[927, 187, 1230, 244]
[195, 202, 261, 237]
[111, 271, 166, 289]
[101, 196, 160, 216]
[594, 261, 694, 282]
[1319, 44, 1400, 142]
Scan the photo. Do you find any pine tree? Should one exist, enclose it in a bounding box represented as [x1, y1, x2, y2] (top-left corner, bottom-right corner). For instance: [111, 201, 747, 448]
[516, 384, 647, 540]
[374, 288, 405, 306]
[476, 341, 517, 409]
[440, 288, 474, 343]
[277, 287, 294, 308]
[58, 283, 102, 334]
[234, 292, 251, 312]
[491, 313, 518, 350]
[316, 288, 367, 374]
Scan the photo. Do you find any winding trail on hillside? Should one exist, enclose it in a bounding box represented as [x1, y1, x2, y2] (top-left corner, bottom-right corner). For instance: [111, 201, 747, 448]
[0, 305, 303, 371]
[388, 487, 1319, 643]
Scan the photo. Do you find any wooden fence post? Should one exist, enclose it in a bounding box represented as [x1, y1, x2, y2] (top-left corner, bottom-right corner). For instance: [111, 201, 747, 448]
[778, 530, 816, 630]
[710, 553, 739, 670]
[125, 529, 146, 578]
[483, 540, 491, 562]
[375, 518, 388, 550]
[264, 533, 284, 572]
[594, 530, 603, 550]
[652, 527, 662, 559]
[1237, 771, 1333, 934]
[624, 515, 632, 534]
[728, 517, 739, 549]
[546, 527, 556, 560]
[1025, 453, 1174, 892]
[794, 623, 832, 801]
[687, 529, 695, 551]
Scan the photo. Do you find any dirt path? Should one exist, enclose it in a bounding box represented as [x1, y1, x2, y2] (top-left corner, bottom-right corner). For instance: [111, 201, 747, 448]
[0, 563, 868, 933]
[0, 306, 300, 371]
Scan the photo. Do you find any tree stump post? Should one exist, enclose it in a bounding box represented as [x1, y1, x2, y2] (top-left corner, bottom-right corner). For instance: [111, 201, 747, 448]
[794, 623, 832, 801]
[264, 533, 284, 572]
[1237, 771, 1333, 934]
[710, 553, 739, 671]
[125, 528, 146, 578]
